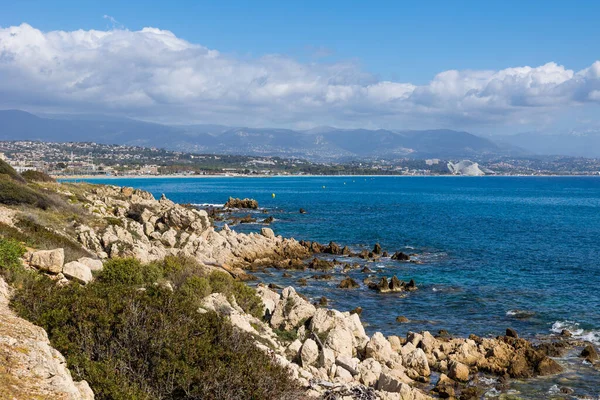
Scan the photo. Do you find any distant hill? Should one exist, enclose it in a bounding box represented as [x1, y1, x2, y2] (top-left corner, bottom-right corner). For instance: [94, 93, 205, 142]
[0, 109, 523, 160]
[499, 131, 600, 158]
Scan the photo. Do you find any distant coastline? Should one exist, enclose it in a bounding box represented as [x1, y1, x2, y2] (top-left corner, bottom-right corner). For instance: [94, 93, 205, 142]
[57, 173, 600, 180]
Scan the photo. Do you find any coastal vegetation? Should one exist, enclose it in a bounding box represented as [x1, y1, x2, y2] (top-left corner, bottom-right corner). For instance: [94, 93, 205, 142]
[1, 252, 301, 399]
[0, 162, 301, 399]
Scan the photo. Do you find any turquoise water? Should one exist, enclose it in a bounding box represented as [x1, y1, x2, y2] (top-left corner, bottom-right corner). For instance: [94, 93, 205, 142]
[66, 176, 600, 397]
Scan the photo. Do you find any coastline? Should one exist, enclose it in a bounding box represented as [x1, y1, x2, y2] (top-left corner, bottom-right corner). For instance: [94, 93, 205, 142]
[56, 173, 600, 180]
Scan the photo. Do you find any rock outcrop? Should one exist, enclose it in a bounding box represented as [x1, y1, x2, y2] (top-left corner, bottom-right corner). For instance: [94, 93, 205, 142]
[71, 186, 309, 268]
[0, 278, 94, 399]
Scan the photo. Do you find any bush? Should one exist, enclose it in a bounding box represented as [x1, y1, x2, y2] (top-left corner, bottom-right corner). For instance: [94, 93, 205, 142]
[0, 175, 53, 209]
[0, 159, 25, 183]
[0, 237, 28, 284]
[97, 258, 163, 286]
[207, 271, 264, 319]
[21, 170, 56, 183]
[14, 217, 92, 262]
[11, 268, 301, 400]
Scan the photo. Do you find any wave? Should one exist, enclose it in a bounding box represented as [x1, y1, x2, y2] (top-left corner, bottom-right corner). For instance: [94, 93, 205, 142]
[191, 203, 224, 207]
[550, 320, 600, 345]
[506, 309, 536, 319]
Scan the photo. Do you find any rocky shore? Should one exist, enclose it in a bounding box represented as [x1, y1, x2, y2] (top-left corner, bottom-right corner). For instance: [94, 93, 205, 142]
[1, 182, 597, 399]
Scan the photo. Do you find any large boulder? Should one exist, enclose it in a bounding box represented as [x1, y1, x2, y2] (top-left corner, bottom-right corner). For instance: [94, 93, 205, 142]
[365, 332, 395, 363]
[403, 348, 431, 379]
[357, 358, 382, 386]
[324, 327, 354, 358]
[270, 287, 316, 331]
[77, 257, 103, 272]
[300, 339, 319, 367]
[448, 360, 469, 382]
[30, 248, 64, 274]
[255, 284, 280, 318]
[62, 261, 93, 284]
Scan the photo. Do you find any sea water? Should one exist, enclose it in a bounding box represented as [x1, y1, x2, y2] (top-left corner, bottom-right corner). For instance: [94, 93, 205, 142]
[67, 176, 600, 398]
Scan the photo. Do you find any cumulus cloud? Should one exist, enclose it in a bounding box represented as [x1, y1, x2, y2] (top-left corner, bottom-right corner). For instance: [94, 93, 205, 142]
[0, 23, 599, 129]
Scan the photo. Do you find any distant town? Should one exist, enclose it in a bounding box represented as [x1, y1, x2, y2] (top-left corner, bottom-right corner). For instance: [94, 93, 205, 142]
[2, 140, 600, 177]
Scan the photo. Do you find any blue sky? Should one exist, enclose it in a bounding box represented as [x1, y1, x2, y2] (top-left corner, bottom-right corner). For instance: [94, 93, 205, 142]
[0, 0, 599, 133]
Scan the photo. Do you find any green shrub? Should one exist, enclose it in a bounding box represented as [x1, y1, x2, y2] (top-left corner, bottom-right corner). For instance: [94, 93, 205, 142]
[11, 269, 301, 400]
[207, 271, 264, 318]
[0, 237, 28, 285]
[0, 159, 25, 183]
[98, 258, 150, 286]
[179, 275, 212, 305]
[0, 175, 53, 209]
[21, 170, 56, 183]
[104, 217, 123, 227]
[14, 217, 92, 262]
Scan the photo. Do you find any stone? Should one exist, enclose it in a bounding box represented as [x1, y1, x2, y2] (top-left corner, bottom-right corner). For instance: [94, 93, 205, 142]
[300, 339, 319, 367]
[338, 276, 360, 289]
[391, 251, 410, 261]
[260, 227, 275, 239]
[255, 284, 280, 318]
[448, 360, 469, 382]
[319, 348, 336, 369]
[357, 358, 382, 386]
[30, 248, 64, 274]
[325, 327, 354, 358]
[396, 316, 409, 323]
[334, 365, 354, 383]
[285, 339, 302, 360]
[270, 287, 316, 330]
[388, 335, 403, 352]
[365, 332, 395, 363]
[75, 381, 95, 400]
[62, 261, 93, 284]
[581, 344, 598, 362]
[506, 328, 519, 338]
[403, 348, 431, 378]
[373, 243, 382, 254]
[77, 257, 103, 272]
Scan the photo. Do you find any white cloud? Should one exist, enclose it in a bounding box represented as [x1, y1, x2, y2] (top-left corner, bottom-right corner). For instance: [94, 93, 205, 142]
[0, 23, 599, 130]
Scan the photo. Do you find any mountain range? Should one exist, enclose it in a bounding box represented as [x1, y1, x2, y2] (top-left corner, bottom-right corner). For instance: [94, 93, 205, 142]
[2, 109, 594, 160]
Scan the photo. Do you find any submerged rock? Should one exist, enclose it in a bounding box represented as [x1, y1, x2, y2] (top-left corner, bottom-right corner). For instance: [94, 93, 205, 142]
[368, 276, 417, 293]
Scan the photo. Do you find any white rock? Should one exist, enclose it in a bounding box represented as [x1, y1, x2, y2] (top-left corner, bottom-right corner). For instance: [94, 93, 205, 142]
[357, 358, 382, 387]
[260, 227, 275, 239]
[77, 257, 103, 272]
[30, 248, 64, 274]
[319, 347, 335, 369]
[448, 360, 469, 382]
[270, 287, 316, 330]
[285, 339, 302, 360]
[325, 327, 354, 358]
[62, 261, 93, 284]
[300, 339, 319, 367]
[365, 332, 395, 362]
[334, 365, 354, 383]
[402, 348, 430, 379]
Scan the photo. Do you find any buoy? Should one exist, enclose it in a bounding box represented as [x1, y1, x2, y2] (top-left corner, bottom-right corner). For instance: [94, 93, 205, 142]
[322, 185, 326, 189]
[272, 193, 276, 198]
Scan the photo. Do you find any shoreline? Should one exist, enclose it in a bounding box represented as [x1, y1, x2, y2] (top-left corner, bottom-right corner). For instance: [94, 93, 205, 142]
[56, 173, 600, 180]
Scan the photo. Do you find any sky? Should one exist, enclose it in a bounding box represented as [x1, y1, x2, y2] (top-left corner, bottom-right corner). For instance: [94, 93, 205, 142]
[0, 0, 599, 134]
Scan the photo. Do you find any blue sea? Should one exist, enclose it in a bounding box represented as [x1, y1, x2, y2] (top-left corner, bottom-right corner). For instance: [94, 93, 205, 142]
[67, 176, 600, 397]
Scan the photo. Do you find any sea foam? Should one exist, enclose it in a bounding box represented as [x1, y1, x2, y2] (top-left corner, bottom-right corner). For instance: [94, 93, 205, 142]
[551, 320, 600, 345]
